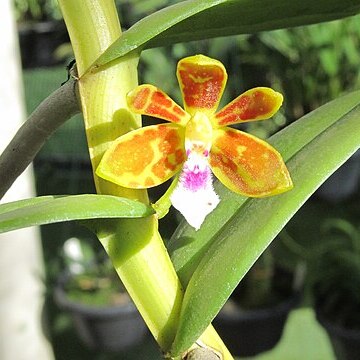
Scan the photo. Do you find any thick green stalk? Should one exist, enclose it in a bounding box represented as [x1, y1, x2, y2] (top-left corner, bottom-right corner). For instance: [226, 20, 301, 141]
[57, 1, 120, 78]
[58, 1, 232, 357]
[58, 0, 182, 349]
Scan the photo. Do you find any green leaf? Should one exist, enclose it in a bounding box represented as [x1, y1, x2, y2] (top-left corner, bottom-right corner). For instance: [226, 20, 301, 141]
[94, 0, 360, 68]
[0, 195, 154, 234]
[169, 91, 360, 355]
[169, 90, 360, 285]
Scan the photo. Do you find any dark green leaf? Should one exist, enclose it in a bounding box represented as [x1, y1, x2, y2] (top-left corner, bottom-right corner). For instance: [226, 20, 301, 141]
[169, 90, 360, 286]
[94, 0, 360, 68]
[0, 195, 154, 234]
[169, 91, 360, 355]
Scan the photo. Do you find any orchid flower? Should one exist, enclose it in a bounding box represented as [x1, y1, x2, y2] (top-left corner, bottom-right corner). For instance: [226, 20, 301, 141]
[96, 55, 293, 230]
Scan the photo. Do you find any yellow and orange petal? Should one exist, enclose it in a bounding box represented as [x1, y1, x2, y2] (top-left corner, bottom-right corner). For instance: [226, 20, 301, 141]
[177, 55, 227, 116]
[96, 124, 186, 188]
[209, 127, 293, 197]
[213, 87, 283, 127]
[127, 84, 190, 126]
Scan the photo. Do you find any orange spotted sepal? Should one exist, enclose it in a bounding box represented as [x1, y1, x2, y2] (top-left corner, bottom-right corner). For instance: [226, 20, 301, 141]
[127, 85, 190, 126]
[96, 124, 186, 189]
[209, 128, 293, 197]
[177, 55, 227, 116]
[213, 87, 283, 127]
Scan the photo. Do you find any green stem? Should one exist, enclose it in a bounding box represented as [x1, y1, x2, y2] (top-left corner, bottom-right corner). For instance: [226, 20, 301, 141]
[57, 2, 121, 76]
[153, 175, 179, 219]
[58, 0, 183, 350]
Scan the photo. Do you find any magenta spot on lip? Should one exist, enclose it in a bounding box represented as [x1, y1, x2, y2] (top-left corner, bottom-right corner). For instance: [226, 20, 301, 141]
[181, 166, 210, 192]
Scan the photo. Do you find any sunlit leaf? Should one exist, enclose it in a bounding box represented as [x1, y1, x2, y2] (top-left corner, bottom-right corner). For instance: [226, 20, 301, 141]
[169, 91, 360, 355]
[93, 0, 360, 69]
[0, 194, 154, 234]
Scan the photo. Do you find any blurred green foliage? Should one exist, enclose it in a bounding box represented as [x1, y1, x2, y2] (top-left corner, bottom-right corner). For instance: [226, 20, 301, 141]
[13, 0, 171, 23]
[14, 0, 62, 21]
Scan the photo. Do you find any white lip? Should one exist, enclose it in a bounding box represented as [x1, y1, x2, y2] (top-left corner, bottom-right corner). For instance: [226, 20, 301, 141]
[170, 157, 220, 230]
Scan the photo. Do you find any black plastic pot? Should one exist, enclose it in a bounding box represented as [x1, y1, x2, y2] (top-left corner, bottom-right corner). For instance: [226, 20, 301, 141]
[213, 293, 299, 357]
[316, 310, 360, 360]
[18, 20, 69, 68]
[54, 275, 147, 352]
[317, 149, 360, 202]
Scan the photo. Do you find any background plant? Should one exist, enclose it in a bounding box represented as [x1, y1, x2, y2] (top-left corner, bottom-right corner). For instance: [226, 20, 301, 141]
[14, 0, 62, 21]
[310, 219, 360, 328]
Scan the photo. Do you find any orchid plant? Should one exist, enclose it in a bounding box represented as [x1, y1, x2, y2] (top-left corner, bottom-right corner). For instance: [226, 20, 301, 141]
[1, 1, 360, 359]
[97, 54, 292, 229]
